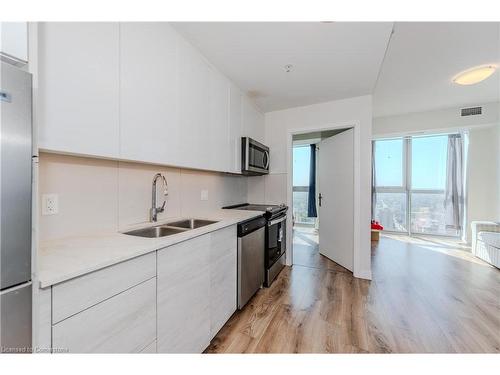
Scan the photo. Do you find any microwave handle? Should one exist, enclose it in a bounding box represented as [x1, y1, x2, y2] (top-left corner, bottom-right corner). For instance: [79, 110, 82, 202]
[263, 150, 270, 169]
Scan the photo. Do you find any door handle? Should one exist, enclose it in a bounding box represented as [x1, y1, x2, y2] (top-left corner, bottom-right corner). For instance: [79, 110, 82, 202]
[318, 193, 322, 207]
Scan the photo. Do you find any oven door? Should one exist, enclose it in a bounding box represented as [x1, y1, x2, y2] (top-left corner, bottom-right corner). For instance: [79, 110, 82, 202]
[266, 214, 286, 268]
[242, 137, 269, 175]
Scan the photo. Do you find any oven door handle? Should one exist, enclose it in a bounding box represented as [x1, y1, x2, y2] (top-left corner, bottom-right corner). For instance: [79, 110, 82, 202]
[268, 215, 286, 226]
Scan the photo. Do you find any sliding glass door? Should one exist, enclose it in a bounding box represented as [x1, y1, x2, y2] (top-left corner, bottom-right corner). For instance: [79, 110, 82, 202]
[374, 134, 462, 237]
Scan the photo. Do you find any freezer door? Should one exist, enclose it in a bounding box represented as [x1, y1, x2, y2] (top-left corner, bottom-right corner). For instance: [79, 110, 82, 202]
[0, 283, 32, 353]
[0, 61, 32, 290]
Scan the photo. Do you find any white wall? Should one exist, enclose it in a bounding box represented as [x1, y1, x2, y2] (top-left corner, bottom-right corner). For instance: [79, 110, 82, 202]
[263, 95, 373, 280]
[373, 103, 500, 243]
[373, 102, 499, 137]
[466, 126, 500, 241]
[498, 123, 500, 219]
[39, 153, 248, 241]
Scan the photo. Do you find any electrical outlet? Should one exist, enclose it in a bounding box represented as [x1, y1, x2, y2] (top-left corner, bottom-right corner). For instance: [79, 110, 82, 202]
[200, 190, 209, 201]
[42, 194, 58, 215]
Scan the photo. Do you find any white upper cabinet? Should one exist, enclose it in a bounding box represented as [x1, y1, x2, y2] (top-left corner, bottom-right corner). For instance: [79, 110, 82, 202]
[36, 22, 255, 173]
[241, 95, 265, 143]
[208, 68, 230, 172]
[119, 22, 179, 165]
[38, 22, 120, 158]
[178, 38, 211, 170]
[0, 22, 28, 63]
[228, 84, 242, 174]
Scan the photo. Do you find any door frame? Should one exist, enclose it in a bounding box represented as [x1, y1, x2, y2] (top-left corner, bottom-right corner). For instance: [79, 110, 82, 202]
[286, 121, 366, 279]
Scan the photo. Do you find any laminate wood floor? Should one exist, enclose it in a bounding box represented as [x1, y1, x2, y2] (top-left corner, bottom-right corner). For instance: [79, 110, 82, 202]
[205, 230, 500, 353]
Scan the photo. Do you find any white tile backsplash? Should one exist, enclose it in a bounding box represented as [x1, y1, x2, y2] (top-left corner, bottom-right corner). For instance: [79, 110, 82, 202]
[117, 161, 182, 229]
[39, 153, 248, 240]
[39, 153, 119, 240]
[246, 175, 266, 203]
[264, 173, 287, 205]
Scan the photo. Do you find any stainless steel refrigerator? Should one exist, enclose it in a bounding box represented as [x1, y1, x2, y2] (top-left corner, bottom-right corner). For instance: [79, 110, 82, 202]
[0, 60, 33, 353]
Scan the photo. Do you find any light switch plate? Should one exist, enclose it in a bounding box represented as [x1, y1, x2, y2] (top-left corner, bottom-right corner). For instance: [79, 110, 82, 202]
[42, 193, 58, 215]
[200, 190, 209, 201]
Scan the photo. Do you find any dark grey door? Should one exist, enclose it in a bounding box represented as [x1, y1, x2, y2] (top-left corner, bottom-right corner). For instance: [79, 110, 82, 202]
[0, 61, 32, 290]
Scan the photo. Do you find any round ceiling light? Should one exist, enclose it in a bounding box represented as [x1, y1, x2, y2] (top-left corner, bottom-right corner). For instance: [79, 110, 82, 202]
[453, 65, 497, 85]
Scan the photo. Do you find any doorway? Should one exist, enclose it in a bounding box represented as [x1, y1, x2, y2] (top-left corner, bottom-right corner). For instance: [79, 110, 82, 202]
[291, 127, 355, 272]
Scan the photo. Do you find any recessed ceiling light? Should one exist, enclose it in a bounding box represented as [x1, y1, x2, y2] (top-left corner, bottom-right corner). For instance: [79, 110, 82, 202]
[453, 65, 497, 85]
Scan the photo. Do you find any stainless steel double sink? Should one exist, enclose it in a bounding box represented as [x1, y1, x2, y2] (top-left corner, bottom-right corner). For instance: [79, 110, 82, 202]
[123, 219, 218, 238]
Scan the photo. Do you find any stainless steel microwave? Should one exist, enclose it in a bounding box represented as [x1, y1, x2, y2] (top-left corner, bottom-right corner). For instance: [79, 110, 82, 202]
[241, 137, 269, 175]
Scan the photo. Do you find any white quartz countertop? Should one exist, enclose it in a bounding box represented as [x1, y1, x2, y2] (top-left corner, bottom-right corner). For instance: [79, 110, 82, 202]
[38, 209, 263, 288]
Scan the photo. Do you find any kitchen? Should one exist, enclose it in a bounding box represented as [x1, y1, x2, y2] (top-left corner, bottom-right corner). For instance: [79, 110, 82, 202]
[1, 8, 499, 371]
[2, 21, 292, 354]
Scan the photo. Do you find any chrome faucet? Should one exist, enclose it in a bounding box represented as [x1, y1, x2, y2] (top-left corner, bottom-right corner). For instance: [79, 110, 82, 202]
[150, 173, 168, 222]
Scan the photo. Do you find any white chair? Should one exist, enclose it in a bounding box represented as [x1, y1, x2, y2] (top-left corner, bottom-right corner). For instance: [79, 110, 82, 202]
[471, 221, 500, 268]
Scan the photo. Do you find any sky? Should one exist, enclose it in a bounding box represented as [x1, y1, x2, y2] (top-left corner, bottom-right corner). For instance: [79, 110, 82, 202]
[375, 135, 447, 190]
[293, 146, 311, 186]
[293, 135, 448, 190]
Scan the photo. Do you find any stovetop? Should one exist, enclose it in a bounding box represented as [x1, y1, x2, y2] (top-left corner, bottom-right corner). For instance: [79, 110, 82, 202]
[223, 203, 288, 219]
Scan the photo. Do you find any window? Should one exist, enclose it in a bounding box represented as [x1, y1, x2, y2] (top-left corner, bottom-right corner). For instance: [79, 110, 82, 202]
[375, 138, 404, 187]
[373, 138, 407, 232]
[373, 134, 463, 237]
[293, 146, 315, 226]
[410, 135, 456, 236]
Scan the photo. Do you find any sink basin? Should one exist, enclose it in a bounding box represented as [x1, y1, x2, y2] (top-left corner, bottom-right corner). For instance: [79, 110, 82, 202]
[167, 218, 218, 229]
[122, 218, 218, 238]
[123, 226, 187, 238]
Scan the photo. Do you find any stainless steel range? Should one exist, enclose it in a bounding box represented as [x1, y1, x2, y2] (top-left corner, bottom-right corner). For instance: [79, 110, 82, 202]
[224, 203, 288, 287]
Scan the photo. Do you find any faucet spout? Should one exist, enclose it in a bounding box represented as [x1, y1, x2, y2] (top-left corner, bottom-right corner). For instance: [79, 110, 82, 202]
[150, 173, 168, 222]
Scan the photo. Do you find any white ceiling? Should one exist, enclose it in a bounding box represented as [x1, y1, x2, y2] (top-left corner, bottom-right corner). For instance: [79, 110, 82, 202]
[173, 22, 394, 112]
[173, 22, 500, 116]
[373, 22, 500, 117]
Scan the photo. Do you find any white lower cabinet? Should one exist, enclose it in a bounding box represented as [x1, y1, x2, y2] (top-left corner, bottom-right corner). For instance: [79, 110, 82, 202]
[140, 340, 157, 353]
[209, 226, 237, 338]
[41, 226, 238, 354]
[52, 277, 156, 353]
[157, 226, 237, 353]
[157, 234, 211, 353]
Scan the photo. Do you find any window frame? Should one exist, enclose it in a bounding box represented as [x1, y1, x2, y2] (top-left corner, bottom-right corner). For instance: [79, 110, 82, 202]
[374, 135, 461, 238]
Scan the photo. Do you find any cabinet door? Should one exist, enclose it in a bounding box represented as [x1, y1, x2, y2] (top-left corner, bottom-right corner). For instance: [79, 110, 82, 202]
[0, 22, 28, 63]
[208, 68, 230, 172]
[38, 22, 120, 158]
[119, 22, 180, 165]
[52, 252, 156, 323]
[178, 39, 211, 170]
[228, 84, 242, 173]
[210, 226, 237, 338]
[52, 278, 156, 353]
[157, 234, 211, 353]
[241, 95, 265, 143]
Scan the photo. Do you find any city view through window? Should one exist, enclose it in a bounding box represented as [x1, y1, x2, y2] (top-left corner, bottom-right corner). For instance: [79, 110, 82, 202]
[293, 146, 315, 226]
[374, 135, 461, 237]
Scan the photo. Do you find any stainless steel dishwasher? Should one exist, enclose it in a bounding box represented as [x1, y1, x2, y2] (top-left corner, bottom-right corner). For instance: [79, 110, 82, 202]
[237, 216, 266, 309]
